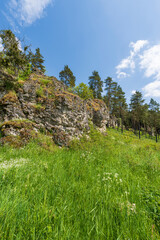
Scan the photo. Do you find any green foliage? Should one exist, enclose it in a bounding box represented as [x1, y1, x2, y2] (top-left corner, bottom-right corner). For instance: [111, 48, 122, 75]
[0, 129, 159, 239]
[130, 91, 145, 131]
[3, 80, 15, 90]
[73, 82, 93, 99]
[18, 63, 32, 81]
[104, 77, 115, 111]
[40, 78, 51, 85]
[36, 86, 44, 97]
[31, 48, 45, 73]
[59, 65, 76, 87]
[104, 77, 127, 116]
[88, 71, 103, 99]
[148, 98, 160, 137]
[0, 29, 46, 80]
[130, 91, 144, 111]
[0, 29, 28, 76]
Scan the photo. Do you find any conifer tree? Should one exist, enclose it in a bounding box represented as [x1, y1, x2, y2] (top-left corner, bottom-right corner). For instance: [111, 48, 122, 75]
[31, 48, 45, 73]
[110, 81, 118, 114]
[114, 85, 128, 132]
[141, 103, 149, 137]
[104, 77, 114, 111]
[130, 91, 145, 138]
[88, 71, 103, 99]
[148, 98, 160, 142]
[59, 65, 76, 87]
[0, 30, 27, 75]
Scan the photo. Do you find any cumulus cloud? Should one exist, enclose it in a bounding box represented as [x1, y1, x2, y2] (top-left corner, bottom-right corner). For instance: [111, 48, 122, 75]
[139, 44, 160, 97]
[116, 40, 160, 98]
[140, 45, 160, 80]
[130, 40, 149, 54]
[8, 0, 53, 25]
[142, 80, 160, 97]
[116, 40, 149, 79]
[116, 57, 135, 79]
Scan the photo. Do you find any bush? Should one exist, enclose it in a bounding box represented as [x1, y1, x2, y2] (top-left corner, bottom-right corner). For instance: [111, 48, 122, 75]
[73, 83, 93, 100]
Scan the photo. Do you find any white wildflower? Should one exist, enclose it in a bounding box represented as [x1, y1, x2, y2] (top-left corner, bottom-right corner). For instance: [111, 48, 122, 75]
[114, 173, 118, 178]
[0, 158, 28, 170]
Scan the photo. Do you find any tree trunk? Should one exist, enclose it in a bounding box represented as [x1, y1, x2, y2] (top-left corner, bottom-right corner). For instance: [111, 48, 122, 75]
[156, 129, 158, 143]
[139, 123, 141, 139]
[121, 118, 123, 133]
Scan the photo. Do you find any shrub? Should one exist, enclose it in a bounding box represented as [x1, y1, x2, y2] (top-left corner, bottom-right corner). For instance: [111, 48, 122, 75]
[73, 83, 93, 100]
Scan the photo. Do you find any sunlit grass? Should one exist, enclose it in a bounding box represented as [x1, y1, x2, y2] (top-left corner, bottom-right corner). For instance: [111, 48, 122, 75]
[0, 129, 159, 239]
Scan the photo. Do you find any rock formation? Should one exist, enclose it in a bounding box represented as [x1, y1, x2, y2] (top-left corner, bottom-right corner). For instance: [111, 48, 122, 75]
[0, 70, 114, 146]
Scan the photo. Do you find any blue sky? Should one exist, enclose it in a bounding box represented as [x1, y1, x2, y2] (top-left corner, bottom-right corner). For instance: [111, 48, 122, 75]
[1, 0, 160, 103]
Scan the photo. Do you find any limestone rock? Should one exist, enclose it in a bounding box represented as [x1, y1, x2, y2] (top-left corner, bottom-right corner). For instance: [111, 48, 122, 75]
[0, 71, 113, 146]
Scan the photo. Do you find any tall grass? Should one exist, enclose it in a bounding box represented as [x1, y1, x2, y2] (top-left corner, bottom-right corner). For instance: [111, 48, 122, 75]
[0, 129, 159, 239]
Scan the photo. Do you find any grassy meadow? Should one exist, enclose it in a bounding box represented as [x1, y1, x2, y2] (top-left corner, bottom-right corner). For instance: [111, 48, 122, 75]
[0, 128, 159, 239]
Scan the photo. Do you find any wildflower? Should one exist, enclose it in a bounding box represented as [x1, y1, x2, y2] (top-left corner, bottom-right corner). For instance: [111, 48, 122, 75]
[102, 176, 112, 181]
[114, 173, 118, 178]
[130, 203, 136, 212]
[127, 201, 136, 214]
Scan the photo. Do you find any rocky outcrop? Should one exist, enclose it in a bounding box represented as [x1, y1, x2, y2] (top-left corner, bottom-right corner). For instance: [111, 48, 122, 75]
[0, 70, 111, 146]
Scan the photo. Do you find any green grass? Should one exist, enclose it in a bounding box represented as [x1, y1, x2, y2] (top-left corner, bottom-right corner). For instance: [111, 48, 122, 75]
[0, 129, 159, 239]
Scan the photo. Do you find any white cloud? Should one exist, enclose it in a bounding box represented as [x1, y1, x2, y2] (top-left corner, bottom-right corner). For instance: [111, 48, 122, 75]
[117, 72, 129, 79]
[130, 40, 149, 54]
[116, 57, 135, 79]
[142, 80, 160, 97]
[116, 40, 149, 79]
[8, 0, 53, 25]
[140, 44, 160, 80]
[116, 40, 160, 98]
[139, 44, 160, 97]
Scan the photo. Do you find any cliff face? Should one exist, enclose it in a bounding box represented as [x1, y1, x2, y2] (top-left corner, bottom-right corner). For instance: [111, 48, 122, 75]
[0, 70, 111, 146]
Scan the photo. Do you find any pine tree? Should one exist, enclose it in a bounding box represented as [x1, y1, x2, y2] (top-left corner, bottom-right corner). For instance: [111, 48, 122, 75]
[104, 77, 124, 113]
[148, 98, 160, 142]
[104, 78, 127, 131]
[110, 81, 118, 114]
[104, 77, 114, 111]
[114, 85, 128, 132]
[0, 30, 27, 75]
[88, 71, 103, 99]
[141, 103, 149, 137]
[31, 48, 45, 73]
[59, 65, 76, 87]
[130, 91, 145, 138]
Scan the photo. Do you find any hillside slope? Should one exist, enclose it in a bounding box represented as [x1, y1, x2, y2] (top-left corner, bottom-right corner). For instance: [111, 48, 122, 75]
[0, 129, 159, 239]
